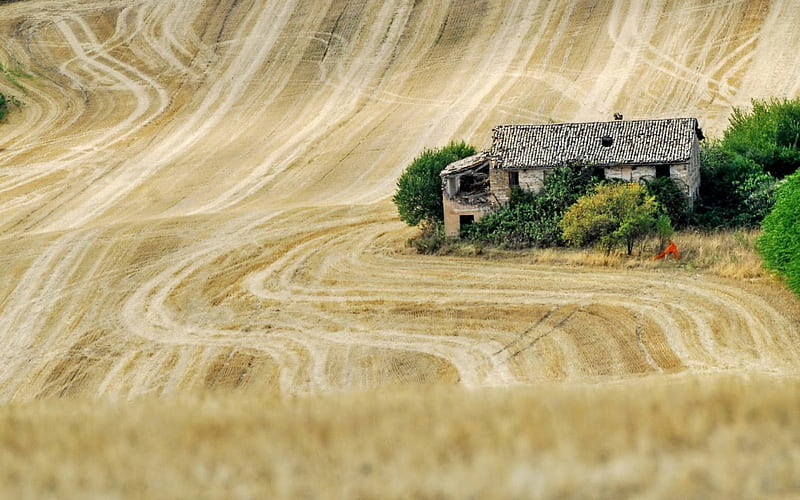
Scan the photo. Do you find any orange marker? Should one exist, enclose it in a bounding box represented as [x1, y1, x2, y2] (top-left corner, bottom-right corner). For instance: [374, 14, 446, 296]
[653, 240, 680, 260]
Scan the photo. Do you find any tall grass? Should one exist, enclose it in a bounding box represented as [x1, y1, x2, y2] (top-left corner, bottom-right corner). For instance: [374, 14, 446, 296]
[437, 229, 770, 280]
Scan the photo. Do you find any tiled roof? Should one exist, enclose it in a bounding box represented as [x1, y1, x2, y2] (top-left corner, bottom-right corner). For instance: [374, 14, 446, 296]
[490, 118, 701, 169]
[440, 153, 489, 177]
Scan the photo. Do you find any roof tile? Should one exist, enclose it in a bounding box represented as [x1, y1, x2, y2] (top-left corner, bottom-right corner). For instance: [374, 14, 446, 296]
[490, 118, 700, 168]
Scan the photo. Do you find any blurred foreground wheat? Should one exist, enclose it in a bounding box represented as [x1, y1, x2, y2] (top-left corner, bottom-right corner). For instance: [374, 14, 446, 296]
[2, 373, 799, 499]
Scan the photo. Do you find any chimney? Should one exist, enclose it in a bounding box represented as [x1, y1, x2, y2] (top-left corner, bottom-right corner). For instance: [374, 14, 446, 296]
[613, 113, 623, 121]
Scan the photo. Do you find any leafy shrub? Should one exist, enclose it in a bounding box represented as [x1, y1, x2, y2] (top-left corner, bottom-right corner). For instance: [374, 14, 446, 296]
[408, 220, 447, 254]
[723, 97, 800, 178]
[693, 141, 777, 228]
[694, 98, 800, 229]
[463, 165, 601, 248]
[462, 188, 561, 248]
[393, 141, 476, 226]
[560, 182, 670, 255]
[0, 92, 23, 121]
[758, 170, 800, 296]
[643, 176, 689, 227]
[534, 164, 603, 214]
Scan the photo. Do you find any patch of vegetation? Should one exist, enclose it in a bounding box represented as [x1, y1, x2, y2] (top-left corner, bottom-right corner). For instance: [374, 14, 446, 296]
[407, 220, 447, 254]
[463, 165, 601, 248]
[393, 141, 476, 227]
[693, 140, 777, 228]
[0, 59, 31, 121]
[694, 97, 800, 228]
[0, 62, 33, 94]
[758, 170, 800, 296]
[642, 176, 689, 228]
[560, 182, 671, 255]
[724, 98, 800, 178]
[0, 91, 23, 121]
[416, 228, 771, 281]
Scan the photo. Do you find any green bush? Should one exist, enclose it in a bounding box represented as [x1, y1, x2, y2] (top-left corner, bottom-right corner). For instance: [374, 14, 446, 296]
[560, 182, 670, 255]
[693, 98, 800, 229]
[758, 170, 800, 296]
[463, 165, 601, 248]
[693, 141, 777, 228]
[393, 141, 476, 226]
[643, 176, 689, 227]
[0, 92, 23, 121]
[462, 188, 561, 248]
[408, 220, 447, 254]
[723, 97, 800, 178]
[0, 93, 6, 121]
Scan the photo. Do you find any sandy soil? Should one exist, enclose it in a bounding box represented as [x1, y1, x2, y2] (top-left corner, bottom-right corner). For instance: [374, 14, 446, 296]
[1, 0, 800, 402]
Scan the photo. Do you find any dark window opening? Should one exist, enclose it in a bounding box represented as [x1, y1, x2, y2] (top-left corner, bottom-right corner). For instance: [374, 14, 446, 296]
[593, 167, 606, 179]
[508, 171, 519, 187]
[656, 164, 670, 177]
[459, 215, 475, 227]
[601, 136, 614, 147]
[460, 174, 478, 191]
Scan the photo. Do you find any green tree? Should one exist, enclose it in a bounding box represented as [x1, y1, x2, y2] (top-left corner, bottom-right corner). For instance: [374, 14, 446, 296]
[560, 182, 669, 255]
[758, 170, 800, 296]
[393, 141, 476, 226]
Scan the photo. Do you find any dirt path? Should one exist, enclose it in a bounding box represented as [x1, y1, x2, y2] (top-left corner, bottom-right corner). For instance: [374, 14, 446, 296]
[0, 0, 799, 400]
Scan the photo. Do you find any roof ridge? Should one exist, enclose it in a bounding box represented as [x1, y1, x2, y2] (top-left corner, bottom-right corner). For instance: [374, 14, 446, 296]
[493, 117, 696, 129]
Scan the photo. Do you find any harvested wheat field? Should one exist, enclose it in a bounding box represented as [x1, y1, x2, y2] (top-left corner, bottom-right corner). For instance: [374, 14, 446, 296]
[1, 0, 800, 497]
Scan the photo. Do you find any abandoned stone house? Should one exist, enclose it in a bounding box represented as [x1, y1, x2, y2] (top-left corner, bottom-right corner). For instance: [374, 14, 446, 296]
[441, 117, 704, 237]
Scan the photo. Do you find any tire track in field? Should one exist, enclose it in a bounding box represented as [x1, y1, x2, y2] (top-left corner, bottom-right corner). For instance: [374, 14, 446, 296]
[0, 3, 176, 233]
[107, 205, 800, 394]
[0, 229, 102, 399]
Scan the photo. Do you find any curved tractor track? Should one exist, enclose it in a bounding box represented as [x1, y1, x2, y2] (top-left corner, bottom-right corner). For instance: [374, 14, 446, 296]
[0, 0, 799, 400]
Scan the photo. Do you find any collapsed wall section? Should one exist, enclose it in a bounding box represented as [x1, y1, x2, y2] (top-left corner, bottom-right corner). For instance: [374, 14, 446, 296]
[440, 154, 494, 237]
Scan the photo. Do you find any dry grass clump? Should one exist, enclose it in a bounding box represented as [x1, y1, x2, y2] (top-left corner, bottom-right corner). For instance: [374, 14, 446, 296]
[665, 228, 768, 279]
[1, 373, 799, 499]
[438, 229, 771, 280]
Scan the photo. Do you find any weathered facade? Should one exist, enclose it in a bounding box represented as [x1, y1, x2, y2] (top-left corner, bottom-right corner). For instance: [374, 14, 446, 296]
[440, 153, 494, 236]
[441, 117, 704, 237]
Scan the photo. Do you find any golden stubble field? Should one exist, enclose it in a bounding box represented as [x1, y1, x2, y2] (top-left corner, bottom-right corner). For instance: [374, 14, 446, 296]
[1, 0, 800, 496]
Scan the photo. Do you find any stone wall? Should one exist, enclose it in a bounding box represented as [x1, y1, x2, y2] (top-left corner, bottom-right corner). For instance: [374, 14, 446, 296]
[489, 168, 548, 205]
[442, 196, 495, 237]
[519, 169, 546, 193]
[604, 165, 657, 183]
[603, 156, 700, 208]
[687, 137, 701, 201]
[489, 168, 512, 205]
